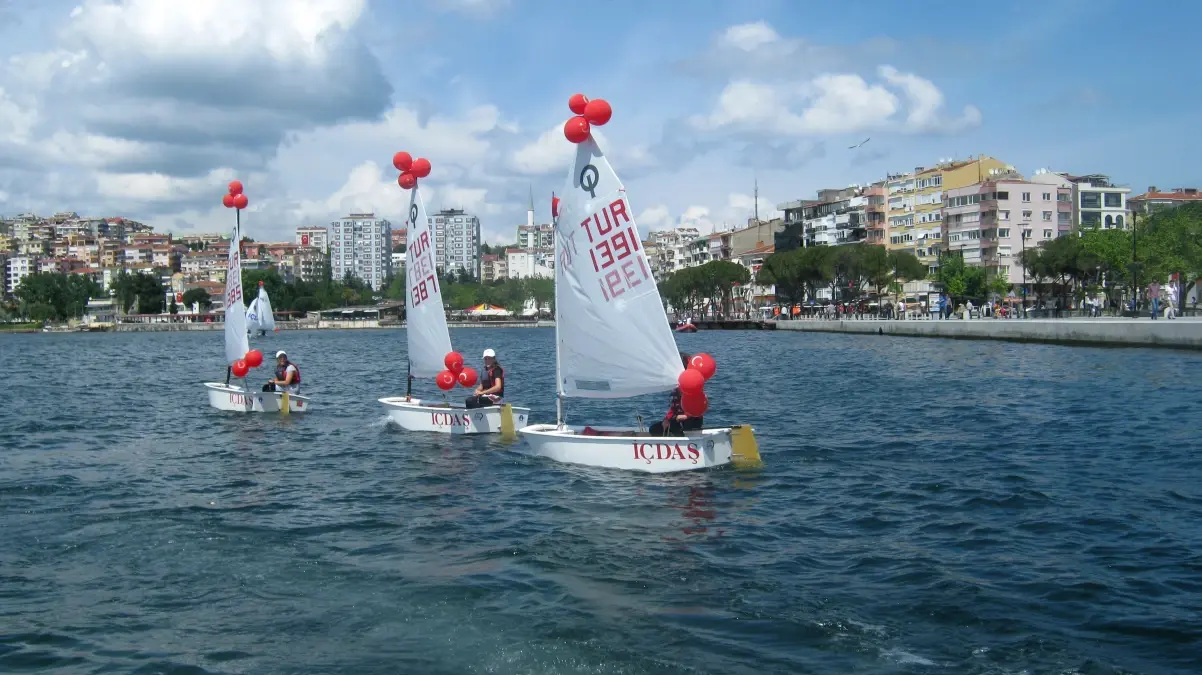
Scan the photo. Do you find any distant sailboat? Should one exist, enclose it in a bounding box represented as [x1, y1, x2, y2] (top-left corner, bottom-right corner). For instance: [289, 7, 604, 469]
[245, 281, 275, 337]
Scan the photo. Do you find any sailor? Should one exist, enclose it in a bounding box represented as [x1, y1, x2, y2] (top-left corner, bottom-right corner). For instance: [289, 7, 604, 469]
[263, 350, 301, 393]
[465, 348, 504, 409]
[649, 352, 703, 437]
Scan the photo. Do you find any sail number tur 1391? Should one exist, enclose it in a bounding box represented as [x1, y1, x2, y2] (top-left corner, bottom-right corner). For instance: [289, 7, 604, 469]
[578, 198, 650, 303]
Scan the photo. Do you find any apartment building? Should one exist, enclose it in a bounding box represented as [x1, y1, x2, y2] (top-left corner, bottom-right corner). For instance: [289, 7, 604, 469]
[1128, 187, 1202, 215]
[296, 226, 329, 250]
[647, 227, 700, 278]
[330, 212, 392, 291]
[430, 208, 480, 280]
[481, 254, 507, 283]
[1031, 169, 1130, 229]
[5, 256, 33, 294]
[943, 172, 1070, 285]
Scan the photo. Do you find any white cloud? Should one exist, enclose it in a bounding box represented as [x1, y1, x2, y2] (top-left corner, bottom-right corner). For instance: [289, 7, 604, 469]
[511, 124, 571, 176]
[719, 21, 781, 51]
[636, 204, 673, 231]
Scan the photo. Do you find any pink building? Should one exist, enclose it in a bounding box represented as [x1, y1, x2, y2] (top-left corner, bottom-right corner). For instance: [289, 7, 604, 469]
[943, 177, 1071, 285]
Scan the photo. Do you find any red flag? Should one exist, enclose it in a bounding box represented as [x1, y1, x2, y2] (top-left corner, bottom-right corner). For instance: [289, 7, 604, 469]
[551, 193, 560, 219]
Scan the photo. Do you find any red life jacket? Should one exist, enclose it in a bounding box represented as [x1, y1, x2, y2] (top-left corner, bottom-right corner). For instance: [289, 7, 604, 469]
[276, 361, 300, 384]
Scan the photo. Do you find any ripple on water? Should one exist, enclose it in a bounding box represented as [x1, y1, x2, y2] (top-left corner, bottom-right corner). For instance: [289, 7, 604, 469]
[0, 330, 1200, 674]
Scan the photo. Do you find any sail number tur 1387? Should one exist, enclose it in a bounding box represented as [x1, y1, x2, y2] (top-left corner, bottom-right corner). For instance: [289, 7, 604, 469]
[407, 230, 439, 307]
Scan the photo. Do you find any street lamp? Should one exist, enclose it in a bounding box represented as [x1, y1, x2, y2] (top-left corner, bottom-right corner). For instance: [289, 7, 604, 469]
[1021, 229, 1028, 317]
[1131, 211, 1138, 315]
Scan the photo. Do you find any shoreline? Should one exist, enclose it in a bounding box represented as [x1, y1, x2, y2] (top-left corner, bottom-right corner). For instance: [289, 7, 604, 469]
[18, 320, 558, 333]
[775, 317, 1202, 350]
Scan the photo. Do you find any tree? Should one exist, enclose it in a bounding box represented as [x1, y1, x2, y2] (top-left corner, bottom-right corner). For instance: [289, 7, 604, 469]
[169, 301, 179, 315]
[393, 243, 406, 253]
[182, 287, 212, 311]
[14, 271, 102, 321]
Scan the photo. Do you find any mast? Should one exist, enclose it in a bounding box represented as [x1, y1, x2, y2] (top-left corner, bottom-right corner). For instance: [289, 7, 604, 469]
[552, 190, 564, 427]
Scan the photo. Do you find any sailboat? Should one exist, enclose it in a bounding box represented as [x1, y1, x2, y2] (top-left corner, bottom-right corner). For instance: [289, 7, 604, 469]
[245, 281, 275, 337]
[516, 94, 760, 473]
[378, 152, 531, 434]
[204, 181, 310, 414]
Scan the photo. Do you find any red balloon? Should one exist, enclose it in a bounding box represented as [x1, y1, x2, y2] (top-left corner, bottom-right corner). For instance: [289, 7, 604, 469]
[233, 193, 248, 209]
[564, 115, 591, 144]
[228, 180, 243, 196]
[584, 98, 612, 126]
[411, 157, 431, 178]
[436, 370, 456, 391]
[222, 193, 235, 208]
[678, 369, 705, 396]
[681, 392, 708, 417]
[392, 151, 412, 172]
[245, 349, 263, 368]
[444, 351, 464, 373]
[232, 359, 249, 378]
[568, 93, 589, 114]
[398, 172, 416, 189]
[457, 367, 478, 388]
[688, 353, 717, 380]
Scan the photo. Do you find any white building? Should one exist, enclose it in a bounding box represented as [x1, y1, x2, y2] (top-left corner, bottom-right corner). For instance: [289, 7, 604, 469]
[296, 226, 329, 250]
[431, 208, 480, 280]
[330, 212, 392, 291]
[1031, 170, 1131, 230]
[648, 227, 701, 277]
[505, 248, 552, 279]
[5, 256, 33, 294]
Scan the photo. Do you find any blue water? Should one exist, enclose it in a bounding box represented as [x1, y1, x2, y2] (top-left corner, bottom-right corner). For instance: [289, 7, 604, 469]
[1, 328, 1200, 674]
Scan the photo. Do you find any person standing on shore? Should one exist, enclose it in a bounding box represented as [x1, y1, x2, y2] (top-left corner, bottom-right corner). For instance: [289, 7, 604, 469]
[1148, 281, 1161, 320]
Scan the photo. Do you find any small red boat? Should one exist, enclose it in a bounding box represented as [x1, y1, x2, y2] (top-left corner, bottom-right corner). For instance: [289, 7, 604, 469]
[674, 321, 697, 333]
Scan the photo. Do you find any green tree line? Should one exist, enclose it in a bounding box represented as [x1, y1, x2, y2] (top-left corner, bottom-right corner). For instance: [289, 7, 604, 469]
[752, 245, 928, 309]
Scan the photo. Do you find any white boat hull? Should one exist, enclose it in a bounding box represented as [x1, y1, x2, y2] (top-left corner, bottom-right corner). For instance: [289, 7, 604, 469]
[204, 383, 312, 413]
[378, 397, 531, 435]
[516, 424, 743, 473]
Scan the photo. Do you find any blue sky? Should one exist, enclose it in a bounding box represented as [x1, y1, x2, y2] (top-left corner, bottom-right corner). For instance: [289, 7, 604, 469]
[0, 0, 1198, 243]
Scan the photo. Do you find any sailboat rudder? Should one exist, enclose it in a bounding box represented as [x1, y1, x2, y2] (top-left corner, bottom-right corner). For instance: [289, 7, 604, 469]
[500, 403, 516, 441]
[730, 425, 761, 467]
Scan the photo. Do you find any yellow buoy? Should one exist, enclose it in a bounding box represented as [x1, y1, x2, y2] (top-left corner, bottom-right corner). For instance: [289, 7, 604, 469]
[500, 403, 516, 441]
[730, 425, 761, 466]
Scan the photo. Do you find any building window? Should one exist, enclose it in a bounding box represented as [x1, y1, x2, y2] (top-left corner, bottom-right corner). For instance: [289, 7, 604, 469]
[997, 191, 1009, 200]
[1042, 193, 1051, 201]
[1081, 192, 1101, 208]
[1081, 211, 1101, 226]
[1105, 215, 1113, 228]
[1022, 192, 1031, 202]
[998, 228, 1010, 238]
[1043, 211, 1052, 221]
[1000, 210, 1010, 221]
[1116, 215, 1125, 228]
[1104, 192, 1122, 208]
[1043, 229, 1053, 239]
[1022, 210, 1032, 220]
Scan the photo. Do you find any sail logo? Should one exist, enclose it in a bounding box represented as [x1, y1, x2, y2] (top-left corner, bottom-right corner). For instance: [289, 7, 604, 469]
[228, 392, 252, 406]
[430, 412, 471, 428]
[632, 442, 700, 465]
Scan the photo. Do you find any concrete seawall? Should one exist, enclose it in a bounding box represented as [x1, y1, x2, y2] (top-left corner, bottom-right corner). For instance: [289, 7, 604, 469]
[775, 318, 1202, 350]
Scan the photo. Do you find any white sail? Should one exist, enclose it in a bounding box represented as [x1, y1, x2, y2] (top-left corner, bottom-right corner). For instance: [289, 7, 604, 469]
[245, 296, 261, 332]
[554, 136, 683, 398]
[405, 186, 453, 378]
[255, 285, 275, 332]
[223, 221, 250, 364]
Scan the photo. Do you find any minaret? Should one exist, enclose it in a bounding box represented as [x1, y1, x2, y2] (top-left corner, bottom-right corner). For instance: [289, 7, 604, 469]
[527, 184, 535, 228]
[754, 177, 760, 224]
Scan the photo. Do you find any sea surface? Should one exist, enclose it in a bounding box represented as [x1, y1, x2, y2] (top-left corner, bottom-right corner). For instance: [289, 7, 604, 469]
[1, 328, 1200, 675]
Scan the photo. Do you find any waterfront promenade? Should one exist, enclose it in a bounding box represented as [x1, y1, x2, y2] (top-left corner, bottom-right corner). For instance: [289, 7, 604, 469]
[776, 316, 1202, 350]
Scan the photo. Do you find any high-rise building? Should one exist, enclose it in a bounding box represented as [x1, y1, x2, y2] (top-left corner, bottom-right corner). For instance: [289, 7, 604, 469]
[296, 226, 328, 250]
[5, 255, 34, 294]
[330, 212, 391, 291]
[431, 208, 480, 280]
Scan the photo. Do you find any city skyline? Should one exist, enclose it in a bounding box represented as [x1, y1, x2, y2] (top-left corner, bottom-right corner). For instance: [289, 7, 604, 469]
[0, 0, 1197, 246]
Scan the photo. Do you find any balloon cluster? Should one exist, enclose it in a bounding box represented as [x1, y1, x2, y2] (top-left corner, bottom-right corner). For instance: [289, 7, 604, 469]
[230, 349, 265, 378]
[676, 353, 717, 417]
[393, 151, 432, 190]
[435, 351, 479, 391]
[563, 93, 613, 144]
[221, 180, 249, 209]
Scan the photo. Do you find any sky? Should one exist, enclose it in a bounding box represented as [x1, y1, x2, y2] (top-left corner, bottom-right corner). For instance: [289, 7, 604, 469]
[0, 0, 1199, 245]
